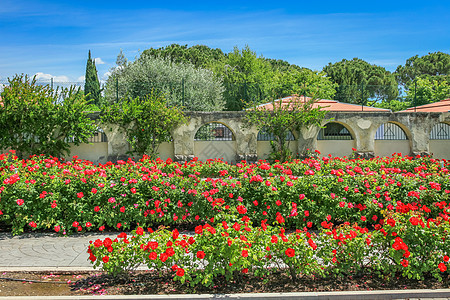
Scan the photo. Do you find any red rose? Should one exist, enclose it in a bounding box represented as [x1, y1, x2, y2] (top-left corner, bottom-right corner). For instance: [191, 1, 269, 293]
[102, 256, 109, 263]
[285, 248, 295, 257]
[401, 259, 409, 268]
[148, 252, 158, 260]
[172, 229, 179, 240]
[242, 250, 249, 257]
[438, 263, 447, 272]
[409, 217, 419, 226]
[16, 199, 24, 206]
[237, 205, 247, 214]
[160, 253, 168, 262]
[176, 268, 185, 277]
[136, 227, 144, 235]
[197, 251, 206, 259]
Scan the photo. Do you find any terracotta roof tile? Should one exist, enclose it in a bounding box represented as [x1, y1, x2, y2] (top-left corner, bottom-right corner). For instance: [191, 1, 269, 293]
[399, 98, 450, 113]
[253, 95, 391, 112]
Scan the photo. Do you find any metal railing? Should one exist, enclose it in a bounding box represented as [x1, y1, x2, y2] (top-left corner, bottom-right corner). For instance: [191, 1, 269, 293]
[317, 123, 353, 140]
[375, 123, 407, 140]
[194, 122, 235, 141]
[430, 123, 450, 140]
[257, 127, 295, 141]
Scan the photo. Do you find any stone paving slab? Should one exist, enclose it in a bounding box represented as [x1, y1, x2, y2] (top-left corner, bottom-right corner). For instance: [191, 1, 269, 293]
[0, 232, 118, 271]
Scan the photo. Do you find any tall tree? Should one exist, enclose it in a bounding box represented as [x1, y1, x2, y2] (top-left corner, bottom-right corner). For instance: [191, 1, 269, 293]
[84, 50, 102, 107]
[0, 74, 96, 158]
[405, 76, 450, 106]
[141, 44, 225, 69]
[103, 53, 225, 111]
[323, 58, 398, 104]
[395, 52, 450, 86]
[214, 46, 276, 110]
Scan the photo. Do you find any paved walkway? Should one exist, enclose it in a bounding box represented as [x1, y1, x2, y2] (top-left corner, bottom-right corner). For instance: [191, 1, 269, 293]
[1, 232, 450, 299]
[0, 232, 118, 271]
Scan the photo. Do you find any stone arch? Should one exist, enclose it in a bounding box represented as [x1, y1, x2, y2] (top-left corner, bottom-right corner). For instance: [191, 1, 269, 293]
[429, 122, 450, 159]
[374, 122, 410, 157]
[193, 122, 237, 163]
[316, 121, 356, 157]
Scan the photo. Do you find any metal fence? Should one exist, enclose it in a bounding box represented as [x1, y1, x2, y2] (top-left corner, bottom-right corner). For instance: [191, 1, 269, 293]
[317, 123, 353, 140]
[257, 127, 295, 141]
[430, 123, 450, 140]
[0, 79, 407, 103]
[194, 123, 235, 141]
[375, 123, 407, 140]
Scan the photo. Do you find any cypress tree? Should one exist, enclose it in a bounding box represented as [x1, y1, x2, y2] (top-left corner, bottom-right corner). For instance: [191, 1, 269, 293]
[84, 50, 101, 106]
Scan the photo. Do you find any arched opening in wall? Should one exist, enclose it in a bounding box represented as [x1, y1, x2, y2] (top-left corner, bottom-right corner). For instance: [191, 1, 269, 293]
[257, 127, 297, 160]
[429, 123, 450, 159]
[194, 122, 236, 163]
[374, 122, 410, 157]
[67, 127, 109, 164]
[317, 122, 355, 158]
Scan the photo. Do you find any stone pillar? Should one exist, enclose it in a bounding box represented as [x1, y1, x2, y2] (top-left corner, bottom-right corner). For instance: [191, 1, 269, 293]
[172, 119, 198, 162]
[103, 124, 130, 162]
[350, 117, 383, 158]
[234, 123, 258, 163]
[297, 126, 320, 157]
[410, 118, 432, 157]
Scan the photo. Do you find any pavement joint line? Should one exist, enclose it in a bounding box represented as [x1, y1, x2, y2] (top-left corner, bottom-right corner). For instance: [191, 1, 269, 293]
[1, 289, 450, 299]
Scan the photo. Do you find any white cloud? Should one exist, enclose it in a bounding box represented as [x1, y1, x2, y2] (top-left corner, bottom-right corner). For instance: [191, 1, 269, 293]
[34, 72, 70, 82]
[77, 75, 85, 82]
[102, 71, 111, 80]
[94, 57, 105, 65]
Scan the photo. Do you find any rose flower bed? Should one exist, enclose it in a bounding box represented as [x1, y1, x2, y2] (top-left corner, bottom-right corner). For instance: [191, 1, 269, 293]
[0, 150, 449, 287]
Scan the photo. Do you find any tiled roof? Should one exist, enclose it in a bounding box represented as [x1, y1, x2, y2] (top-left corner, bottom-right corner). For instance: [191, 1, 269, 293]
[399, 98, 450, 113]
[253, 95, 391, 112]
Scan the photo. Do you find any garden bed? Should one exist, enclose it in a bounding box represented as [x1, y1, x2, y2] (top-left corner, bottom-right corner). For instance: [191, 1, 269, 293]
[1, 152, 449, 295]
[1, 270, 449, 296]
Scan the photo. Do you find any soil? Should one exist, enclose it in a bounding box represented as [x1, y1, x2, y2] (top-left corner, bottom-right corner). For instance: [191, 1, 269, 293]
[0, 270, 449, 297]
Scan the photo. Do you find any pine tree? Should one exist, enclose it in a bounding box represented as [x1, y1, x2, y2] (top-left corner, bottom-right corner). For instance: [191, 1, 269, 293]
[84, 50, 101, 106]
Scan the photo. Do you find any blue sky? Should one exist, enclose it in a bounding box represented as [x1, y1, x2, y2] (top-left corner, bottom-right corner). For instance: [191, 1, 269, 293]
[1, 0, 449, 83]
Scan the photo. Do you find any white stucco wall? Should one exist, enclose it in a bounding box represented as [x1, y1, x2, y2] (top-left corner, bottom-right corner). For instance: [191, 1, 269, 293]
[317, 140, 355, 158]
[374, 140, 410, 158]
[429, 140, 450, 159]
[68, 142, 108, 164]
[194, 141, 236, 163]
[257, 141, 298, 160]
[157, 142, 175, 160]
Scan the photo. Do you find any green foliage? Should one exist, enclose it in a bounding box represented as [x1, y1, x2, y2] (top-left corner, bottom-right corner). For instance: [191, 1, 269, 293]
[271, 68, 337, 100]
[0, 74, 96, 158]
[141, 44, 226, 69]
[323, 58, 398, 104]
[101, 91, 186, 159]
[245, 94, 329, 162]
[216, 46, 276, 110]
[373, 99, 410, 112]
[104, 53, 225, 111]
[84, 50, 102, 107]
[405, 76, 450, 106]
[395, 51, 450, 86]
